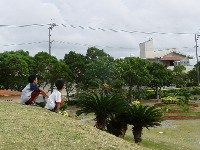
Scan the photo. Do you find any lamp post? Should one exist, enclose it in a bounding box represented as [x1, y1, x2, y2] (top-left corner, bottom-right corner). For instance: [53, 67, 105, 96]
[195, 33, 200, 85]
[48, 23, 56, 55]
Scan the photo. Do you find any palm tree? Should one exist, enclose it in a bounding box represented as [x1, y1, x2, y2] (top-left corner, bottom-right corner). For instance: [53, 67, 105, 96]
[76, 92, 126, 131]
[126, 104, 163, 144]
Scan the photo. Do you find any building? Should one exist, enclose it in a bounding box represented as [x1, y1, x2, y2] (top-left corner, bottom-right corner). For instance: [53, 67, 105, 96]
[139, 40, 194, 72]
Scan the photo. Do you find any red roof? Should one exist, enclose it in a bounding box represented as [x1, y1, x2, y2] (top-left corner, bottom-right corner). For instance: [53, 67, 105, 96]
[0, 90, 22, 96]
[162, 57, 181, 60]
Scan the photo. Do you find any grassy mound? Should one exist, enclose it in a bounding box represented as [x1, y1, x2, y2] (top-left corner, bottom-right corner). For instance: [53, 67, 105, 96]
[0, 101, 150, 150]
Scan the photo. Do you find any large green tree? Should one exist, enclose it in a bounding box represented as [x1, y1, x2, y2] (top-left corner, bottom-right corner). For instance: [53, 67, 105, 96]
[147, 62, 175, 99]
[0, 50, 33, 91]
[173, 65, 187, 87]
[34, 52, 72, 92]
[187, 62, 200, 85]
[85, 56, 116, 88]
[116, 57, 151, 103]
[86, 47, 111, 59]
[64, 51, 87, 89]
[187, 68, 198, 85]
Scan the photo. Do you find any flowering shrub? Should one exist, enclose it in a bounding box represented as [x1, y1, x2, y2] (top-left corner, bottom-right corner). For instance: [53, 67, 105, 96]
[60, 110, 69, 117]
[161, 96, 179, 104]
[131, 100, 142, 106]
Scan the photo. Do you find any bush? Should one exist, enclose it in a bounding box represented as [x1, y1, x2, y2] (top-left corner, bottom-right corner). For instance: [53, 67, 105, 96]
[186, 82, 198, 87]
[183, 106, 191, 112]
[191, 87, 200, 95]
[161, 96, 179, 104]
[133, 90, 155, 99]
[66, 100, 79, 106]
[36, 102, 45, 108]
[60, 102, 68, 111]
[161, 96, 189, 105]
[131, 100, 142, 106]
[176, 99, 185, 106]
[160, 89, 180, 98]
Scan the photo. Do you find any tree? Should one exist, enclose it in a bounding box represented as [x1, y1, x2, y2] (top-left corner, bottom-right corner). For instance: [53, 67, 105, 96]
[76, 92, 126, 131]
[58, 60, 73, 99]
[64, 51, 87, 89]
[0, 50, 33, 91]
[126, 104, 163, 144]
[34, 52, 72, 93]
[147, 62, 175, 99]
[173, 65, 187, 88]
[86, 47, 111, 59]
[116, 57, 151, 103]
[85, 56, 116, 88]
[187, 68, 198, 86]
[187, 62, 200, 85]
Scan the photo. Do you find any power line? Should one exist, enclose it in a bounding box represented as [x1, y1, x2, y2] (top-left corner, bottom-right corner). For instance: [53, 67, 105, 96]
[0, 39, 195, 52]
[0, 23, 196, 35]
[0, 41, 48, 46]
[0, 24, 49, 28]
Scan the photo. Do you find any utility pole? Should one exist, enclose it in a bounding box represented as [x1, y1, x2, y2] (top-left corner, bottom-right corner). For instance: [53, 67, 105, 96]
[48, 23, 57, 93]
[48, 23, 56, 55]
[195, 33, 200, 85]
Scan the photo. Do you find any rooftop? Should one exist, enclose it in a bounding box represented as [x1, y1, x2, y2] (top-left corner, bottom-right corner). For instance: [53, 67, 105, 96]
[0, 90, 22, 96]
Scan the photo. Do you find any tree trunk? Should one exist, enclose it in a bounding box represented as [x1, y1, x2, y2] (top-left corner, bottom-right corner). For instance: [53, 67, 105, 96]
[156, 87, 159, 100]
[50, 81, 54, 93]
[106, 117, 127, 138]
[132, 126, 143, 144]
[95, 115, 107, 131]
[129, 85, 133, 103]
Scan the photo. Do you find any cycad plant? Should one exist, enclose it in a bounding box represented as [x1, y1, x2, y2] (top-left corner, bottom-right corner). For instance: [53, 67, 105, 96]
[106, 113, 128, 138]
[127, 104, 163, 144]
[76, 92, 126, 131]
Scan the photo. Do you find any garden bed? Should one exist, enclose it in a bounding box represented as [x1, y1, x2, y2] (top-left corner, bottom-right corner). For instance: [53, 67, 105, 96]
[153, 103, 200, 120]
[162, 115, 200, 120]
[154, 103, 200, 107]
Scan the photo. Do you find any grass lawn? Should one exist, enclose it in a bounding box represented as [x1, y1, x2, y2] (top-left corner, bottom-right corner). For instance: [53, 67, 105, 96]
[66, 102, 200, 150]
[125, 120, 200, 150]
[0, 100, 149, 150]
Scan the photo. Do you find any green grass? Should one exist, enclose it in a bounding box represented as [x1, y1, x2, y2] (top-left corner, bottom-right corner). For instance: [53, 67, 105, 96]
[125, 135, 174, 150]
[0, 100, 149, 150]
[125, 120, 200, 150]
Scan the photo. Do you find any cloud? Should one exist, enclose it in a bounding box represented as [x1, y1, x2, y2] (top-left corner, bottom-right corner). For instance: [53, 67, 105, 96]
[0, 0, 200, 65]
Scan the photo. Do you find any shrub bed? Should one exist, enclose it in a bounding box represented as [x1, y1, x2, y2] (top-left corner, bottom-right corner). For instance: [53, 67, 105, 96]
[162, 115, 200, 120]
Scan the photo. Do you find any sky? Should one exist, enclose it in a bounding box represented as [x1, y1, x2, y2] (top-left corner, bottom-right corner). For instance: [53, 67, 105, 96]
[1, 0, 200, 65]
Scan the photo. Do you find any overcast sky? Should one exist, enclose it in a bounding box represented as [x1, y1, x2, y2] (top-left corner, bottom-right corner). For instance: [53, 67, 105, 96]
[1, 0, 200, 65]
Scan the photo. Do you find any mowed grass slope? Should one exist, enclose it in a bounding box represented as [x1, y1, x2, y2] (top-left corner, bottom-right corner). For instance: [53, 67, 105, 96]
[0, 101, 150, 150]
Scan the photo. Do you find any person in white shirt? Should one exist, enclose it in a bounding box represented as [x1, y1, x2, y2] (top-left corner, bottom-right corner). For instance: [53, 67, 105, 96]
[45, 79, 66, 113]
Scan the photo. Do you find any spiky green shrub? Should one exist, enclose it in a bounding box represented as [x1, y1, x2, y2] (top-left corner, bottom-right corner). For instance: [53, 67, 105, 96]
[126, 104, 163, 144]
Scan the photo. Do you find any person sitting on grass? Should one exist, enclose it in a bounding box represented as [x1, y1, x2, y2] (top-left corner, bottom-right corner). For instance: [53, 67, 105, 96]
[20, 75, 49, 106]
[45, 79, 66, 113]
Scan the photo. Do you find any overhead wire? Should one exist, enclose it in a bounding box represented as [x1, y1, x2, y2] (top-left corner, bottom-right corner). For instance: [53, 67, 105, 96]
[0, 23, 197, 35]
[0, 41, 48, 46]
[0, 23, 198, 51]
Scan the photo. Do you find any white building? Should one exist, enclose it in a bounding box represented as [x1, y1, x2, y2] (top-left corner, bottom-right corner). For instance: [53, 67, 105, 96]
[139, 40, 194, 72]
